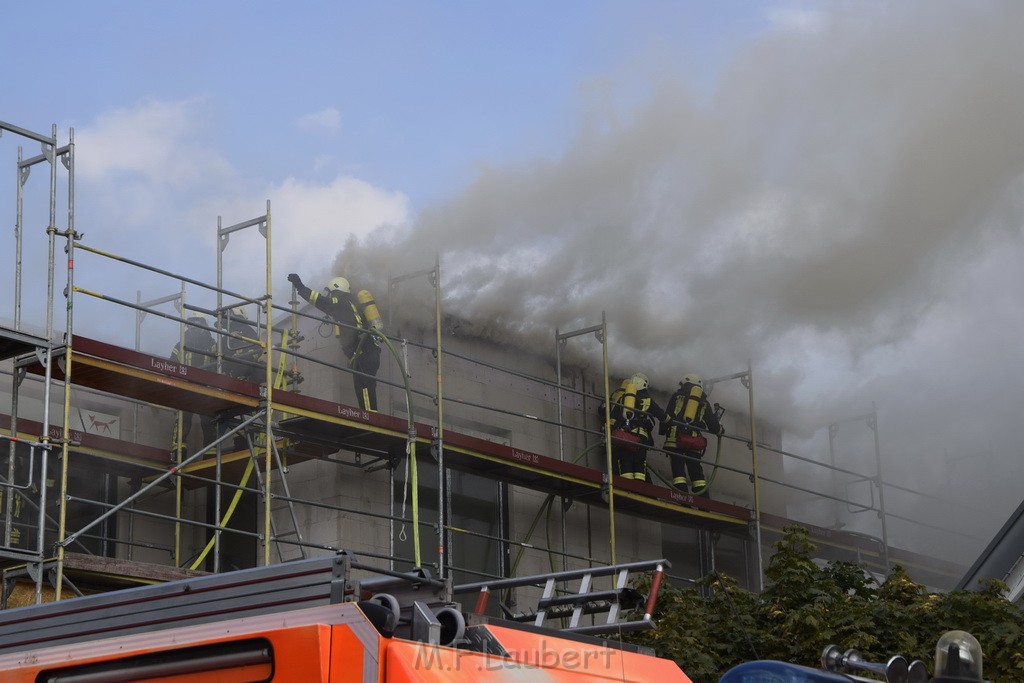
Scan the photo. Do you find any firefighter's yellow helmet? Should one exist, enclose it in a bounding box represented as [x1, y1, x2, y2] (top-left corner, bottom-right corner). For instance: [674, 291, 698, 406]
[630, 372, 649, 391]
[326, 277, 350, 294]
[683, 373, 703, 388]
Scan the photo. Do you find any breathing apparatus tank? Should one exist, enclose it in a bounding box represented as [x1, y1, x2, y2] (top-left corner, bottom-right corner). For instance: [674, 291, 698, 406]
[682, 382, 704, 422]
[620, 379, 638, 410]
[356, 289, 384, 333]
[668, 394, 685, 425]
[613, 378, 638, 427]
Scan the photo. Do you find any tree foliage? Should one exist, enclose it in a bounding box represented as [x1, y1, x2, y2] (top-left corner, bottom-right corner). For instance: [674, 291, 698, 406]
[629, 526, 1024, 683]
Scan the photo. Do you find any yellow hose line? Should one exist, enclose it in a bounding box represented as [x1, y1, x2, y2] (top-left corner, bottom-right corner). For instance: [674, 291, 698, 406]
[374, 331, 420, 568]
[511, 494, 554, 575]
[189, 456, 255, 570]
[691, 434, 724, 495]
[573, 440, 603, 464]
[274, 329, 290, 391]
[409, 441, 421, 566]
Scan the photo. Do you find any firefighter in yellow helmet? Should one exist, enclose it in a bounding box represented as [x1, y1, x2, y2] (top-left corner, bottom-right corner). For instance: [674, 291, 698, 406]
[661, 373, 722, 495]
[222, 305, 263, 385]
[598, 372, 666, 481]
[287, 273, 382, 411]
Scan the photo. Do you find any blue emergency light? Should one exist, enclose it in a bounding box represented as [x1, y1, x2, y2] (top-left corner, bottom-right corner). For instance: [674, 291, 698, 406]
[719, 629, 989, 683]
[719, 660, 867, 682]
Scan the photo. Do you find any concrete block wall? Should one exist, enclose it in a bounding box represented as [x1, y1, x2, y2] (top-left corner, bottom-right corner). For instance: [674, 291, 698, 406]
[115, 476, 194, 567]
[268, 457, 393, 564]
[287, 307, 596, 460]
[0, 305, 780, 590]
[275, 309, 744, 587]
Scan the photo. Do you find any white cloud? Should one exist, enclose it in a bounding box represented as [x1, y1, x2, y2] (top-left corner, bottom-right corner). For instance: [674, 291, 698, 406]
[766, 5, 827, 33]
[75, 97, 234, 187]
[296, 107, 342, 135]
[71, 97, 241, 251]
[211, 175, 410, 299]
[53, 98, 407, 336]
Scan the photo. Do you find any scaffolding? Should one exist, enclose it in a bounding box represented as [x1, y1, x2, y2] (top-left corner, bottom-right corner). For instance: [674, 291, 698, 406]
[1, 120, 72, 604]
[1, 119, 970, 613]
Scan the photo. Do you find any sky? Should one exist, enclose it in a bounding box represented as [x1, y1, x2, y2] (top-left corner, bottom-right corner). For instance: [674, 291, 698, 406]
[3, 1, 1024, 572]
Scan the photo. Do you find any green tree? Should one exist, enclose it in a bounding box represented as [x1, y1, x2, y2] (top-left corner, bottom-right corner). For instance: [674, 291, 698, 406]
[629, 525, 1024, 682]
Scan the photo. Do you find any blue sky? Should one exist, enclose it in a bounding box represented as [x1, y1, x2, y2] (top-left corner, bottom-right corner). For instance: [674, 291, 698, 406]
[3, 1, 777, 295]
[4, 1, 1024, 566]
[2, 0, 786, 343]
[4, 2, 763, 207]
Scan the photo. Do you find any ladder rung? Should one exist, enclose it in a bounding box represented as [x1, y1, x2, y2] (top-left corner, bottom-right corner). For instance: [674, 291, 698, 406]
[537, 587, 643, 610]
[538, 590, 619, 609]
[568, 619, 656, 636]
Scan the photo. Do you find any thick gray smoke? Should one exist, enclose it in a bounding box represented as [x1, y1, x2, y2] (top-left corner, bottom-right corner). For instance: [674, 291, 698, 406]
[337, 2, 1024, 562]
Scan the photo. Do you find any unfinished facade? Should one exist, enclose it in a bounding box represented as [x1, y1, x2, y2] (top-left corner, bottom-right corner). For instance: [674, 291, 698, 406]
[0, 119, 963, 613]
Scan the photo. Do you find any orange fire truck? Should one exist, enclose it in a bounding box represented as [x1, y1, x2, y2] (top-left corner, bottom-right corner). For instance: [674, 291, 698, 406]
[0, 553, 688, 683]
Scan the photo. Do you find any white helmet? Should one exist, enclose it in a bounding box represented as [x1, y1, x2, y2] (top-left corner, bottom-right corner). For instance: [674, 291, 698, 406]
[630, 372, 649, 391]
[231, 306, 247, 319]
[683, 373, 703, 388]
[326, 276, 350, 294]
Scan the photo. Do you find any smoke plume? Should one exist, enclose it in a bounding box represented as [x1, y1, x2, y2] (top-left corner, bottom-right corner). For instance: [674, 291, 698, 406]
[335, 2, 1024, 563]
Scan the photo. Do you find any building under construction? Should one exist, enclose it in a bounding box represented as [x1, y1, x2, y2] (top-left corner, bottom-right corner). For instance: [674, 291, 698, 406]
[0, 119, 968, 614]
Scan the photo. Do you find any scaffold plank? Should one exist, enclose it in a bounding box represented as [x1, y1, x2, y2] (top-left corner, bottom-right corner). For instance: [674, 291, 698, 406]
[22, 336, 260, 416]
[0, 324, 52, 361]
[17, 334, 963, 560]
[0, 414, 172, 467]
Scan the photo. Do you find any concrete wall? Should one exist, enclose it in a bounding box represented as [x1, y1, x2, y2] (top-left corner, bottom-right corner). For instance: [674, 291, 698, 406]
[1, 305, 786, 593]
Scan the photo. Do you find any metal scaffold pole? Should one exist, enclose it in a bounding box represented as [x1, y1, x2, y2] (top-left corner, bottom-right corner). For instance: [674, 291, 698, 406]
[0, 120, 69, 603]
[263, 200, 273, 566]
[556, 314, 612, 563]
[828, 407, 891, 575]
[433, 254, 446, 579]
[14, 147, 24, 328]
[871, 402, 891, 573]
[54, 128, 75, 601]
[705, 363, 764, 591]
[387, 263, 440, 574]
[217, 203, 273, 567]
[215, 215, 225, 571]
[4, 143, 26, 556]
[746, 360, 764, 591]
[601, 313, 614, 564]
[175, 284, 188, 566]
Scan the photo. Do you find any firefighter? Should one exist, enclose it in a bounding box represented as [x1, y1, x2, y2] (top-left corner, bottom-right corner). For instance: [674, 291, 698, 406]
[599, 372, 666, 481]
[287, 273, 382, 411]
[171, 314, 218, 454]
[220, 306, 264, 451]
[661, 373, 722, 495]
[222, 306, 263, 385]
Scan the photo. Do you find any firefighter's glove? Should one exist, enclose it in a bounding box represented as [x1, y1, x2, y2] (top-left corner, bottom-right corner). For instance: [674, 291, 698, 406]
[287, 273, 302, 286]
